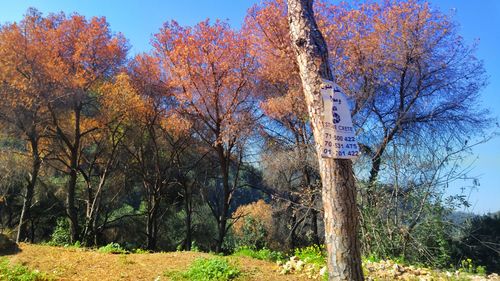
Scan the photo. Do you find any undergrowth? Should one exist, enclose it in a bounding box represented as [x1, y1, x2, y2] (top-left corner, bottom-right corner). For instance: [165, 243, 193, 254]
[165, 257, 241, 281]
[232, 246, 284, 262]
[97, 242, 128, 254]
[0, 258, 50, 281]
[294, 245, 327, 267]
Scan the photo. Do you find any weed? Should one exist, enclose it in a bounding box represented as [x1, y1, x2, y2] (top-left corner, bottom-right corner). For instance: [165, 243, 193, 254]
[133, 248, 150, 254]
[232, 246, 284, 262]
[166, 257, 241, 281]
[0, 258, 50, 281]
[294, 245, 326, 267]
[97, 242, 128, 254]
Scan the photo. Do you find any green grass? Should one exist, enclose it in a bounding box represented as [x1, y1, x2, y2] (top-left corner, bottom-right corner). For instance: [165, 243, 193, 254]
[0, 258, 50, 281]
[97, 242, 128, 254]
[294, 245, 326, 267]
[165, 257, 241, 281]
[232, 246, 284, 262]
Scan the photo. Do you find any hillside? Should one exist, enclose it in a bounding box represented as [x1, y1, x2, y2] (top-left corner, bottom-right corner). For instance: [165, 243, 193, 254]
[2, 243, 500, 281]
[3, 243, 308, 281]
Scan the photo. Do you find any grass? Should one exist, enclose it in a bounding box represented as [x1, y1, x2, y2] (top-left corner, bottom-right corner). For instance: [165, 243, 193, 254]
[293, 245, 326, 267]
[0, 258, 50, 281]
[165, 257, 241, 281]
[4, 243, 307, 280]
[97, 242, 128, 254]
[232, 247, 284, 262]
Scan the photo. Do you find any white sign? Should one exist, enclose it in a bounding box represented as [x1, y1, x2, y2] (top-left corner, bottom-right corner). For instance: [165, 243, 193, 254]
[320, 80, 359, 159]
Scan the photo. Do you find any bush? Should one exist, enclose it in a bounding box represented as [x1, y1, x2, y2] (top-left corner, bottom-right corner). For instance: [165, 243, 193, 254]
[48, 218, 71, 246]
[98, 242, 128, 254]
[0, 258, 49, 280]
[294, 245, 326, 267]
[232, 200, 273, 249]
[457, 258, 487, 275]
[133, 248, 150, 254]
[181, 257, 240, 281]
[233, 246, 284, 262]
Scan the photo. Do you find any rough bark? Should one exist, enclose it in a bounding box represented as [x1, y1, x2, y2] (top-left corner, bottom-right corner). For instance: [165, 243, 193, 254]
[287, 0, 364, 280]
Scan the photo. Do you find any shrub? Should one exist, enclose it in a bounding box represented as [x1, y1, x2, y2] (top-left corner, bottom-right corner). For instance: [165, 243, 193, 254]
[133, 248, 150, 254]
[294, 245, 326, 267]
[48, 218, 71, 246]
[233, 246, 284, 262]
[0, 258, 49, 280]
[457, 258, 487, 275]
[98, 242, 128, 254]
[182, 257, 240, 281]
[232, 200, 273, 249]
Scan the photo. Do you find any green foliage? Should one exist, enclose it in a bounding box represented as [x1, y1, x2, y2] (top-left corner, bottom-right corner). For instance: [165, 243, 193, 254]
[133, 248, 150, 254]
[235, 216, 268, 250]
[48, 218, 71, 246]
[450, 212, 500, 273]
[294, 245, 326, 267]
[0, 258, 49, 281]
[456, 258, 487, 275]
[98, 242, 128, 254]
[180, 257, 240, 281]
[232, 246, 284, 262]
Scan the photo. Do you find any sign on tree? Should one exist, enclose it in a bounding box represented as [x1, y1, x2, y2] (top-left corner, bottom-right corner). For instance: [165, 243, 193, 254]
[321, 80, 359, 159]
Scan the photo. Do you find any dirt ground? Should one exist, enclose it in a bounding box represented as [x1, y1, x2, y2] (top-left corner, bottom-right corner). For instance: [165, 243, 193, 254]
[5, 243, 310, 281]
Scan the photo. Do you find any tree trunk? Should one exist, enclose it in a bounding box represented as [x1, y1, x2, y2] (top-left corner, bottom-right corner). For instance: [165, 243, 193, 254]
[67, 105, 82, 243]
[287, 0, 364, 280]
[215, 145, 230, 253]
[311, 207, 321, 246]
[17, 183, 34, 243]
[17, 136, 41, 243]
[67, 164, 79, 243]
[146, 192, 159, 251]
[183, 182, 192, 251]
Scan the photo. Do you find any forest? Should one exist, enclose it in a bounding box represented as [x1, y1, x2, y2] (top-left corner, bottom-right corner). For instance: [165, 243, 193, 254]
[0, 0, 499, 279]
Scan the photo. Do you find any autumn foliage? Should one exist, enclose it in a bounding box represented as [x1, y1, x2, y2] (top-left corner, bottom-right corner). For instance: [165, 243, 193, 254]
[0, 1, 494, 272]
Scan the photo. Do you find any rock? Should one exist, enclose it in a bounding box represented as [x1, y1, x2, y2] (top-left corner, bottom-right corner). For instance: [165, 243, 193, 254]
[319, 266, 327, 276]
[0, 233, 20, 255]
[488, 273, 500, 280]
[296, 260, 305, 271]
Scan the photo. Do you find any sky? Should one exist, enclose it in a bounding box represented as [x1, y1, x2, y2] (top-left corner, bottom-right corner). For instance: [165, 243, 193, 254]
[0, 0, 498, 214]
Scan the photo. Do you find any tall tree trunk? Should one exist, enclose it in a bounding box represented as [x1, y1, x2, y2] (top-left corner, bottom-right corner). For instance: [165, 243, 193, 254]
[17, 137, 41, 243]
[67, 164, 79, 243]
[67, 105, 82, 243]
[183, 182, 192, 251]
[146, 192, 159, 251]
[17, 180, 35, 243]
[215, 145, 230, 253]
[311, 207, 321, 246]
[287, 0, 363, 280]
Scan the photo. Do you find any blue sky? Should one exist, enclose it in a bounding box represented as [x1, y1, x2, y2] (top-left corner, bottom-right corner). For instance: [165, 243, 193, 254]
[1, 1, 498, 213]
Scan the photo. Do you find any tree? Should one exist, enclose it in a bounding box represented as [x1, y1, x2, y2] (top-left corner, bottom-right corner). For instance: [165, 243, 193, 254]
[244, 0, 323, 248]
[153, 20, 258, 252]
[0, 9, 52, 242]
[42, 13, 128, 243]
[316, 0, 491, 260]
[287, 0, 364, 280]
[121, 54, 178, 250]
